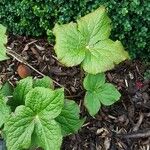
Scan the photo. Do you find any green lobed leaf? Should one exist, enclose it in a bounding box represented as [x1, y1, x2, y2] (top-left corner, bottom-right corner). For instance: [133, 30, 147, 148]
[84, 73, 121, 116]
[25, 87, 64, 119]
[13, 77, 33, 106]
[97, 83, 121, 106]
[56, 100, 85, 136]
[4, 87, 64, 150]
[83, 73, 105, 91]
[53, 6, 129, 74]
[0, 93, 10, 128]
[84, 92, 101, 117]
[33, 76, 54, 89]
[11, 76, 55, 109]
[0, 24, 9, 61]
[4, 106, 35, 150]
[34, 118, 62, 150]
[77, 6, 112, 46]
[53, 23, 86, 67]
[82, 40, 129, 74]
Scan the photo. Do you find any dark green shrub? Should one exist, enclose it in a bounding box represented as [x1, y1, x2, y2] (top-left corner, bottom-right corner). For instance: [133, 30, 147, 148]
[0, 0, 149, 60]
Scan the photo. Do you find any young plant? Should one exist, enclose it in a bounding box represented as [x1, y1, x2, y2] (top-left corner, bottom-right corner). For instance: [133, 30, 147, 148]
[83, 73, 121, 116]
[53, 6, 129, 74]
[0, 76, 84, 150]
[0, 24, 9, 61]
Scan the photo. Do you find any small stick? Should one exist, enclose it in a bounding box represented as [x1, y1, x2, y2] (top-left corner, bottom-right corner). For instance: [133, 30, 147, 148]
[117, 129, 150, 139]
[135, 65, 143, 78]
[6, 49, 71, 94]
[23, 40, 38, 52]
[66, 91, 84, 98]
[82, 122, 90, 127]
[132, 113, 144, 132]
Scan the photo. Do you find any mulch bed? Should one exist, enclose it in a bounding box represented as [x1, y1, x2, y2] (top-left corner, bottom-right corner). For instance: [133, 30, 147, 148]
[0, 35, 150, 150]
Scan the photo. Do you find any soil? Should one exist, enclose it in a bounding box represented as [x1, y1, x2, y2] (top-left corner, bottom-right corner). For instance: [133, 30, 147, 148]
[0, 35, 150, 150]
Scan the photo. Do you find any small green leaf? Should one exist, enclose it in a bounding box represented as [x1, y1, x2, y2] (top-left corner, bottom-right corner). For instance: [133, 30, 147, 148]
[84, 92, 101, 117]
[53, 6, 129, 74]
[0, 93, 10, 127]
[56, 100, 85, 136]
[83, 73, 105, 91]
[33, 76, 54, 89]
[97, 83, 121, 106]
[84, 73, 121, 116]
[13, 77, 33, 106]
[0, 24, 9, 61]
[0, 82, 13, 97]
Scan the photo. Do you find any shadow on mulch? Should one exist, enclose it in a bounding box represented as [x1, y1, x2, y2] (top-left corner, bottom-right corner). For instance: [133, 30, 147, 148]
[0, 35, 150, 150]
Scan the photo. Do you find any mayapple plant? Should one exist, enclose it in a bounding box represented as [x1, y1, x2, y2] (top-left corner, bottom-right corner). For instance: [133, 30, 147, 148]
[0, 77, 84, 150]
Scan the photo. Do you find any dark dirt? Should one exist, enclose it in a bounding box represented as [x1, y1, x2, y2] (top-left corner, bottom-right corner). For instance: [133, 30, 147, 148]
[0, 35, 150, 150]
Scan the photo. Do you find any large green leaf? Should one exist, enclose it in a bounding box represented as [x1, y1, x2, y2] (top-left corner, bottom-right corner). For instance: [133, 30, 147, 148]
[34, 118, 62, 150]
[77, 6, 111, 46]
[4, 87, 64, 150]
[56, 100, 85, 136]
[0, 24, 9, 61]
[25, 87, 64, 119]
[4, 106, 35, 150]
[54, 23, 86, 66]
[12, 76, 56, 108]
[84, 73, 121, 116]
[82, 40, 129, 73]
[53, 6, 129, 74]
[0, 93, 10, 127]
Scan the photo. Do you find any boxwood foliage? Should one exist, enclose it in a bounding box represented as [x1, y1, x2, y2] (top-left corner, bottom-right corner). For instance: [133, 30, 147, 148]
[0, 0, 149, 60]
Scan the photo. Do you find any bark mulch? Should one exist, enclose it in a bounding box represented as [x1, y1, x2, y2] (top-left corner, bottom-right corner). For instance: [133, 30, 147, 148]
[0, 35, 150, 150]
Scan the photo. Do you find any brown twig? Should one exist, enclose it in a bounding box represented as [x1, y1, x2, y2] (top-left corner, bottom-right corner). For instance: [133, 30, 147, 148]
[117, 129, 150, 139]
[6, 48, 71, 94]
[66, 91, 85, 98]
[132, 113, 144, 132]
[23, 40, 38, 52]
